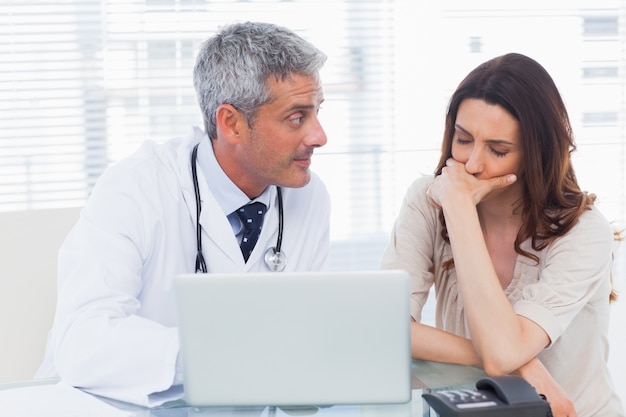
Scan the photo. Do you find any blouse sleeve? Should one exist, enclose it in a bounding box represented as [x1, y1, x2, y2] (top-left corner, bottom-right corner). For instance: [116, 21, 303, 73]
[380, 175, 440, 321]
[513, 206, 614, 346]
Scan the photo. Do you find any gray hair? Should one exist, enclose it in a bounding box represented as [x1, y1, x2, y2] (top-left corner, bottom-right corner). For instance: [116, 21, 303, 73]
[193, 21, 327, 139]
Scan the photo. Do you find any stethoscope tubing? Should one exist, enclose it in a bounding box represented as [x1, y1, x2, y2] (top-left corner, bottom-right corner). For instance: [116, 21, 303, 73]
[190, 143, 284, 273]
[275, 186, 283, 253]
[191, 144, 208, 273]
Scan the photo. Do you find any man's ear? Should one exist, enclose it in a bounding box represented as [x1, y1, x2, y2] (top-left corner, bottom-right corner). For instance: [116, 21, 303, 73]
[215, 104, 247, 144]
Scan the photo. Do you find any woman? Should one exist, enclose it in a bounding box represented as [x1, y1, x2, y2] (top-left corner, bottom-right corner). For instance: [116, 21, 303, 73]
[381, 53, 624, 417]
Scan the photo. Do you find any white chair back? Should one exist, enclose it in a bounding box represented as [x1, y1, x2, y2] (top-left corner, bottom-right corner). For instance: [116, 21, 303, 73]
[0, 207, 80, 383]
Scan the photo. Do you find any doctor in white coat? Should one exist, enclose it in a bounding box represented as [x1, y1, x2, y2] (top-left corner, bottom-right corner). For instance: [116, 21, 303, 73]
[36, 21, 331, 407]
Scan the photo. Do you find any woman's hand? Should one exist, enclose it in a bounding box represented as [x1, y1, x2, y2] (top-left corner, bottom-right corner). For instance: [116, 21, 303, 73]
[426, 158, 516, 209]
[516, 358, 578, 417]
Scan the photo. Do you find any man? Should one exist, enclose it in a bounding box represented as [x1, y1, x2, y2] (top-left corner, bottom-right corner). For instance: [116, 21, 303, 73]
[36, 21, 330, 406]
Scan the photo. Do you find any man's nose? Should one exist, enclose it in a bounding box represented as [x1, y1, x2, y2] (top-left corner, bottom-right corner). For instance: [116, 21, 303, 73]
[306, 116, 328, 148]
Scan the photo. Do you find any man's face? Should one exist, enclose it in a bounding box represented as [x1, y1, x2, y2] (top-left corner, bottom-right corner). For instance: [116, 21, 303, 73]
[233, 73, 327, 197]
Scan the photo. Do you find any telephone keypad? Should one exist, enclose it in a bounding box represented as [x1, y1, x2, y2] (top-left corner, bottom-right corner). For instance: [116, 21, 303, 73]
[437, 389, 498, 408]
[422, 376, 554, 417]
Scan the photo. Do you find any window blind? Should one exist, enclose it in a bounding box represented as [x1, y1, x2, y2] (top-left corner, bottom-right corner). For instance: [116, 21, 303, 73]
[3, 1, 625, 401]
[1, 0, 399, 271]
[2, 1, 625, 272]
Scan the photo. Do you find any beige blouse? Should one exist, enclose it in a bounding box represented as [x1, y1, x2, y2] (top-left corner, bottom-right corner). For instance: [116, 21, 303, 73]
[381, 175, 624, 417]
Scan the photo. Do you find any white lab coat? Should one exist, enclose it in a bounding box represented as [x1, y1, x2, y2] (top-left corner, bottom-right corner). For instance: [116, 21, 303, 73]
[36, 127, 331, 406]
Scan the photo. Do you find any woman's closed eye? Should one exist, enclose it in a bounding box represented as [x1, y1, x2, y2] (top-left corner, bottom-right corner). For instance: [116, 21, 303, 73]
[489, 146, 508, 157]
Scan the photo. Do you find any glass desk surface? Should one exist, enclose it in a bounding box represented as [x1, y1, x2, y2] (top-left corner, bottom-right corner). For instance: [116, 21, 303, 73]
[0, 360, 486, 417]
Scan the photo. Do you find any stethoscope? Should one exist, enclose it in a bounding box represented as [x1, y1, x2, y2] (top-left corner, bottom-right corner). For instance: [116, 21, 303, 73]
[191, 143, 286, 273]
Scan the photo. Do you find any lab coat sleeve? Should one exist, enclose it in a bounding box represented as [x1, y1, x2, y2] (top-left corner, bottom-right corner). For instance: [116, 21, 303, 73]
[49, 150, 184, 407]
[280, 172, 331, 272]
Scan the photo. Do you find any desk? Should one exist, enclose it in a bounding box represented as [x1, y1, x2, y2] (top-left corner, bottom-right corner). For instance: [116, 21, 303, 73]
[0, 360, 485, 417]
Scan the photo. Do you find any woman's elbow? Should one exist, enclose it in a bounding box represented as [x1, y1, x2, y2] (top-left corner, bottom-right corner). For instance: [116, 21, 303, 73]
[481, 356, 518, 377]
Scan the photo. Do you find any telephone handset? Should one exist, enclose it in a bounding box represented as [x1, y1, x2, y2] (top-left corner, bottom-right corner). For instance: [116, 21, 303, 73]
[422, 375, 553, 416]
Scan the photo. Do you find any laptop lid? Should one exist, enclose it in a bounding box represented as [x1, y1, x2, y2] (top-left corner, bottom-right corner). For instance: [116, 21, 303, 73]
[174, 270, 412, 407]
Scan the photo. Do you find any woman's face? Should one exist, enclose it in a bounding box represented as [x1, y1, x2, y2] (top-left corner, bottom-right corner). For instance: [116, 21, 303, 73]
[451, 98, 523, 182]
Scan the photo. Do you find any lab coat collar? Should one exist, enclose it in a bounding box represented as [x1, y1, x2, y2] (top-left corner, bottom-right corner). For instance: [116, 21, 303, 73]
[177, 127, 279, 269]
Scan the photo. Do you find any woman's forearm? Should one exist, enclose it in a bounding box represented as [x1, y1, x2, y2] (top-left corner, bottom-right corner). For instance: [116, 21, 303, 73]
[410, 321, 481, 367]
[443, 200, 549, 374]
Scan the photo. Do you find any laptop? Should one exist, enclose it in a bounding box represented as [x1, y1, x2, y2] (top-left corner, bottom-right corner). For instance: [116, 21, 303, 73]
[174, 269, 412, 407]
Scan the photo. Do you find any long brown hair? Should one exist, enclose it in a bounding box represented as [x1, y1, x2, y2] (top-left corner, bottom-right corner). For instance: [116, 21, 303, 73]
[436, 53, 618, 302]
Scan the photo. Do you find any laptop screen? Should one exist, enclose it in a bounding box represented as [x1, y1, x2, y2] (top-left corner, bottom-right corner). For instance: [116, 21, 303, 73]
[174, 270, 412, 407]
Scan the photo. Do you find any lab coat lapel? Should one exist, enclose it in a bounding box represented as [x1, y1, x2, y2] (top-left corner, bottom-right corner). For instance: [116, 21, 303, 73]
[176, 130, 242, 268]
[196, 169, 242, 267]
[177, 130, 202, 233]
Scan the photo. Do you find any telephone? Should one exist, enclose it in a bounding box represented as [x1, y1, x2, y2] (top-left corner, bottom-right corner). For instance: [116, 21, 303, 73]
[422, 375, 553, 416]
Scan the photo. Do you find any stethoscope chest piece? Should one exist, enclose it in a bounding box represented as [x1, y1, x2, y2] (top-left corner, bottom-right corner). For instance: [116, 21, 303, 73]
[264, 247, 286, 272]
